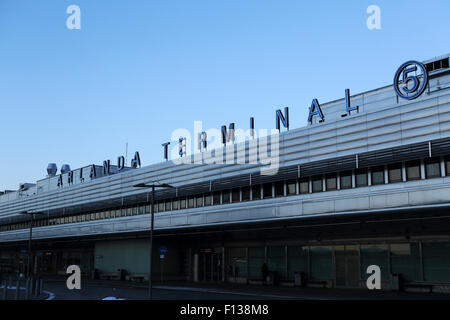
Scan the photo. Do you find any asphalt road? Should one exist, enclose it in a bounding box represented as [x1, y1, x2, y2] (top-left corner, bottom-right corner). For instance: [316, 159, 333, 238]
[41, 281, 276, 300]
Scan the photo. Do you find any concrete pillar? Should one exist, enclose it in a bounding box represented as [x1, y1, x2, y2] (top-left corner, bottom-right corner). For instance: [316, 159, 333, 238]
[222, 247, 225, 283]
[193, 254, 199, 282]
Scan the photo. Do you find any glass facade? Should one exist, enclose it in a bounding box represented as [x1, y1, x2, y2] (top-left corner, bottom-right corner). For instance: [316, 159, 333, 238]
[267, 246, 286, 279]
[287, 246, 308, 279]
[388, 164, 402, 183]
[312, 176, 323, 193]
[390, 243, 421, 281]
[371, 166, 385, 185]
[356, 169, 368, 187]
[248, 247, 265, 279]
[423, 242, 450, 282]
[340, 171, 352, 189]
[425, 157, 441, 178]
[406, 160, 421, 180]
[309, 246, 333, 280]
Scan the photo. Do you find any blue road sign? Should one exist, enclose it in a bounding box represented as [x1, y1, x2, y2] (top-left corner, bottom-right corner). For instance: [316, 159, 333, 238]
[159, 246, 168, 255]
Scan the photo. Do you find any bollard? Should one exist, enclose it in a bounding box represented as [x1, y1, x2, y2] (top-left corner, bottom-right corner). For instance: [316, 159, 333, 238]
[31, 276, 35, 296]
[1, 280, 6, 300]
[25, 278, 30, 300]
[15, 277, 21, 300]
[39, 279, 43, 297]
[35, 279, 40, 297]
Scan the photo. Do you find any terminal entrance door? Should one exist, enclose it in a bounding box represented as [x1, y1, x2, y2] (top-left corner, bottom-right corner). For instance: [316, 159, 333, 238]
[335, 246, 359, 288]
[198, 248, 223, 282]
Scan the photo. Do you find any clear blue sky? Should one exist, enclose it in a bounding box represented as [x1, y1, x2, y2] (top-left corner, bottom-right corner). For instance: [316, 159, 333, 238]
[0, 0, 449, 190]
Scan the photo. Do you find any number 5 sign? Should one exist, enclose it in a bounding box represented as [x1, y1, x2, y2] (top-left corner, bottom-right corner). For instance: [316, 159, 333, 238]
[394, 60, 429, 100]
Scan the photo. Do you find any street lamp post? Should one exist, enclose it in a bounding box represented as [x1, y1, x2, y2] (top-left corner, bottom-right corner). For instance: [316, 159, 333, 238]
[133, 182, 174, 300]
[19, 210, 44, 297]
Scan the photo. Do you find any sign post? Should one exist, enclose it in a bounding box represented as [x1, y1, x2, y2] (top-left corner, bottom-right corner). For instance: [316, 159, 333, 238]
[159, 246, 167, 284]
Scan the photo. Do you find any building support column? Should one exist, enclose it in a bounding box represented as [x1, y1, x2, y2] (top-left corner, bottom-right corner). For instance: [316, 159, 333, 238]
[193, 253, 199, 282]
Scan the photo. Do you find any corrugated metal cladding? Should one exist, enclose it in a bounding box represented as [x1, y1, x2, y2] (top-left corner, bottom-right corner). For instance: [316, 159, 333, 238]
[0, 56, 449, 241]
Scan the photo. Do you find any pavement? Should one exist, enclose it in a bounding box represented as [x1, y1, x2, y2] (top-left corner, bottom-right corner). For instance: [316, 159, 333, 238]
[35, 277, 450, 300]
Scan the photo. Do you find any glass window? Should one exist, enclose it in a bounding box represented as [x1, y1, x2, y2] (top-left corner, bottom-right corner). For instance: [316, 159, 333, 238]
[390, 243, 421, 281]
[165, 201, 171, 211]
[229, 248, 248, 278]
[138, 206, 145, 215]
[310, 246, 333, 280]
[274, 181, 284, 197]
[232, 188, 240, 203]
[355, 169, 368, 187]
[158, 201, 164, 212]
[287, 246, 308, 279]
[213, 192, 221, 205]
[172, 199, 179, 210]
[263, 183, 273, 199]
[188, 197, 195, 208]
[406, 160, 421, 181]
[299, 178, 309, 194]
[196, 195, 204, 207]
[222, 190, 231, 204]
[312, 175, 323, 193]
[242, 187, 251, 201]
[115, 209, 121, 218]
[204, 193, 212, 206]
[388, 163, 402, 183]
[287, 180, 296, 195]
[81, 215, 86, 222]
[180, 198, 187, 209]
[252, 185, 261, 200]
[267, 246, 286, 279]
[371, 166, 385, 185]
[248, 247, 265, 279]
[105, 210, 111, 218]
[325, 174, 337, 191]
[425, 157, 441, 178]
[423, 242, 450, 282]
[340, 171, 352, 189]
[445, 156, 450, 176]
[126, 208, 132, 216]
[91, 213, 96, 220]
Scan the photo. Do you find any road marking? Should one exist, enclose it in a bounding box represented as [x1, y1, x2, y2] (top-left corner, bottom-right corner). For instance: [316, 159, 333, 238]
[154, 285, 304, 299]
[0, 284, 55, 300]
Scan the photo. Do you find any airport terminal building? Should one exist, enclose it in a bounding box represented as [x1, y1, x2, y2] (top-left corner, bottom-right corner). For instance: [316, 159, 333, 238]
[1, 54, 450, 292]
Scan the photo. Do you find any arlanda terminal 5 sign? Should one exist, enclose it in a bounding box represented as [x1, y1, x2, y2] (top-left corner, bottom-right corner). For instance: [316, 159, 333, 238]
[56, 60, 430, 188]
[159, 60, 430, 160]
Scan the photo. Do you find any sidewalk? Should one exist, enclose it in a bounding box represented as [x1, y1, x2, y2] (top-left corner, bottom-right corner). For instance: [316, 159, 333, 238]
[41, 276, 450, 300]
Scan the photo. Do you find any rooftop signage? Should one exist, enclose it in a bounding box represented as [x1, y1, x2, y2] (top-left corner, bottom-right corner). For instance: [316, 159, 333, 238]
[160, 59, 430, 162]
[52, 59, 431, 189]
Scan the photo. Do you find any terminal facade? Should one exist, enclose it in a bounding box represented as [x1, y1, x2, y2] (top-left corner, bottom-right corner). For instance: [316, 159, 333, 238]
[1, 54, 450, 291]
